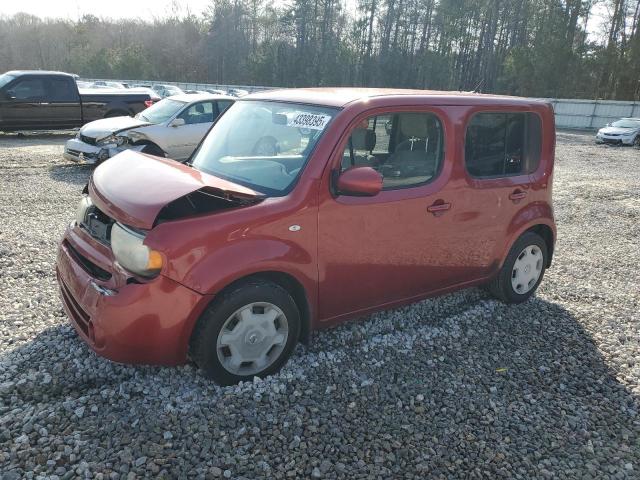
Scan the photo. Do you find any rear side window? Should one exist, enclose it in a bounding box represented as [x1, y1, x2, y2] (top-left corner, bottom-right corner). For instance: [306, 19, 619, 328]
[341, 112, 444, 189]
[47, 78, 78, 102]
[465, 112, 541, 178]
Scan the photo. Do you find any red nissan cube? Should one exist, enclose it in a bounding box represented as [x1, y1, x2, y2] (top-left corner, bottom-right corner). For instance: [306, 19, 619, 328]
[56, 88, 556, 385]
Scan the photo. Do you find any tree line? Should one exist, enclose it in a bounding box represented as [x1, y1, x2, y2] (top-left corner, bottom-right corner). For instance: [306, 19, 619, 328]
[0, 0, 639, 100]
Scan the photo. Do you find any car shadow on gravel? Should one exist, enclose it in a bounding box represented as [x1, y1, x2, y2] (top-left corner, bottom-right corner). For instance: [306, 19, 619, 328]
[48, 163, 92, 186]
[1, 292, 638, 477]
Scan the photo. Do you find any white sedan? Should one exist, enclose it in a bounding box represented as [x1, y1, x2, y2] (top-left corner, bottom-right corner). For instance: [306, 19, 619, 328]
[596, 118, 640, 146]
[63, 94, 235, 164]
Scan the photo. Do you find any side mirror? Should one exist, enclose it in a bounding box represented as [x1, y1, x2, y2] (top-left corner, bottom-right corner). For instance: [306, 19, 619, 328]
[169, 118, 185, 128]
[337, 166, 383, 197]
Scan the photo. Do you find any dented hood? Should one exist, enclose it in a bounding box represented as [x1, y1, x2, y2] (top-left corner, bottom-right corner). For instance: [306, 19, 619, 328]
[89, 150, 263, 229]
[80, 116, 152, 141]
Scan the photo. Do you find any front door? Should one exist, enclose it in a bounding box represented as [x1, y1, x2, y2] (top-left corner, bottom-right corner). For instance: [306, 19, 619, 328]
[0, 76, 48, 130]
[166, 101, 216, 161]
[317, 109, 467, 322]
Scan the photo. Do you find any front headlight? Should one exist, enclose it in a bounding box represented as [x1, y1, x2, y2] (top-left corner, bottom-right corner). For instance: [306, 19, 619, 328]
[75, 195, 93, 225]
[111, 223, 163, 277]
[97, 135, 126, 147]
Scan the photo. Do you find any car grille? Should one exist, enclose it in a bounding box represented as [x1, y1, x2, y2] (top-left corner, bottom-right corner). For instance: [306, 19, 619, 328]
[64, 240, 112, 281]
[80, 134, 97, 145]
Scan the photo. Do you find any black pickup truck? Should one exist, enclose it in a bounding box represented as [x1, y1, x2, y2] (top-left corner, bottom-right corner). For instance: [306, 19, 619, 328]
[0, 71, 156, 132]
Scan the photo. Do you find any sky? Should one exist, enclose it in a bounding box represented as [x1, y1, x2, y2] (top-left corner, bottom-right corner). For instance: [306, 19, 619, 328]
[0, 0, 609, 40]
[0, 0, 214, 20]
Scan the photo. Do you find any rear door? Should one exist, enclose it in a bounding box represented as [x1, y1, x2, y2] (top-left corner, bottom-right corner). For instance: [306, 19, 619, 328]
[456, 110, 543, 275]
[44, 77, 82, 128]
[0, 76, 48, 130]
[166, 101, 217, 160]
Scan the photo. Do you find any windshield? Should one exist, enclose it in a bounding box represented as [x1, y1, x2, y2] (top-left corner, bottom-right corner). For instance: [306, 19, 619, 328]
[0, 73, 15, 90]
[611, 119, 640, 128]
[137, 98, 185, 123]
[191, 101, 337, 195]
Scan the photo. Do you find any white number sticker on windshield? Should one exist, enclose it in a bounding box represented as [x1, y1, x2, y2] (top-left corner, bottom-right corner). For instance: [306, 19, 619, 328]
[288, 113, 331, 130]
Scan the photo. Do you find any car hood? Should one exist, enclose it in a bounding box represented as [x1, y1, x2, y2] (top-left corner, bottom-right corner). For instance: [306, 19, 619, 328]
[80, 116, 152, 141]
[88, 150, 264, 230]
[599, 126, 638, 135]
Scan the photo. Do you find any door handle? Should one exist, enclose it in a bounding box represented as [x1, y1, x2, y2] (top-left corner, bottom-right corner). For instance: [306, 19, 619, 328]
[427, 201, 451, 216]
[509, 190, 528, 202]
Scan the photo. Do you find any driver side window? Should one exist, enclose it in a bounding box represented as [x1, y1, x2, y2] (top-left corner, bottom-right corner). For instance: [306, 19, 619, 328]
[341, 112, 444, 189]
[7, 78, 46, 101]
[178, 102, 215, 125]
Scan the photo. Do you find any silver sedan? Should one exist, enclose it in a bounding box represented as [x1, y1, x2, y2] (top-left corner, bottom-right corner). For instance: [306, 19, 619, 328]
[63, 94, 235, 164]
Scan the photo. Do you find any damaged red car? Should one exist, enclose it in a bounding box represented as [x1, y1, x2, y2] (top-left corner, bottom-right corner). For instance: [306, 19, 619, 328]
[56, 88, 556, 385]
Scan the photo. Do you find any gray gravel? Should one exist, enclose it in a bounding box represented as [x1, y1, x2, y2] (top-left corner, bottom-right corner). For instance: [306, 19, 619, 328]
[1, 130, 639, 479]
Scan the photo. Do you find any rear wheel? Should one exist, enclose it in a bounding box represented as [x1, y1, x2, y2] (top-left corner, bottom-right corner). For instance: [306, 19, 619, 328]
[190, 280, 300, 385]
[634, 135, 640, 148]
[487, 232, 548, 303]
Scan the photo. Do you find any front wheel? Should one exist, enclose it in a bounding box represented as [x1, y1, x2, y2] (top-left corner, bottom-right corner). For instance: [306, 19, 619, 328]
[487, 232, 548, 303]
[190, 281, 300, 385]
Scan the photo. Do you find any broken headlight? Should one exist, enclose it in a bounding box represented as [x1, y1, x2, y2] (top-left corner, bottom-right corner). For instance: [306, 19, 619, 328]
[75, 195, 93, 226]
[96, 135, 126, 147]
[111, 223, 163, 278]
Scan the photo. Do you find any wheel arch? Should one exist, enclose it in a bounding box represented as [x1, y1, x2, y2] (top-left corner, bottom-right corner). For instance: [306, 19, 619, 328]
[189, 270, 312, 347]
[499, 215, 556, 270]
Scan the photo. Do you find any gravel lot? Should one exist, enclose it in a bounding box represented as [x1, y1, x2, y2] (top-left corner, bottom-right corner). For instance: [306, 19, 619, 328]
[0, 131, 639, 479]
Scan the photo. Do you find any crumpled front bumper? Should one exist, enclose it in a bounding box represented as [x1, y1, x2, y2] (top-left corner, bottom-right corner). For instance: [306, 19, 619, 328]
[56, 223, 211, 365]
[63, 138, 146, 164]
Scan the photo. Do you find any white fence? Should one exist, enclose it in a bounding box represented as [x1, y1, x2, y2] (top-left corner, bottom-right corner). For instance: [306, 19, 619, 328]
[542, 98, 640, 130]
[81, 77, 640, 130]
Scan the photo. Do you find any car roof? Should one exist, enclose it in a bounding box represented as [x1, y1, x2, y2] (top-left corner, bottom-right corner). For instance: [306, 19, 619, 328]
[245, 87, 550, 108]
[620, 117, 640, 121]
[5, 70, 76, 77]
[165, 93, 236, 103]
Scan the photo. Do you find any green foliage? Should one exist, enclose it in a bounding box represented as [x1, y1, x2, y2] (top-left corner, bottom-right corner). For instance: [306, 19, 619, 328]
[0, 0, 638, 99]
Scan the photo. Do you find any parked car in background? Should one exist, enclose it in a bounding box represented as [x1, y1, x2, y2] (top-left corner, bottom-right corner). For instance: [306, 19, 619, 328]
[56, 88, 556, 385]
[91, 81, 127, 89]
[205, 88, 228, 95]
[184, 90, 210, 95]
[152, 84, 185, 98]
[227, 88, 249, 97]
[0, 70, 155, 131]
[596, 118, 640, 146]
[63, 93, 234, 163]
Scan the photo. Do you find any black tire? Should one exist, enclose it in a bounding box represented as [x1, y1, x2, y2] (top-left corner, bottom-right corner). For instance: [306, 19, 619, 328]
[190, 280, 300, 385]
[634, 135, 640, 148]
[487, 232, 548, 304]
[140, 143, 166, 158]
